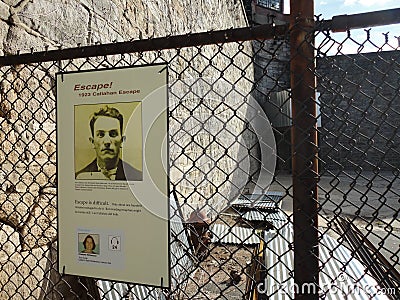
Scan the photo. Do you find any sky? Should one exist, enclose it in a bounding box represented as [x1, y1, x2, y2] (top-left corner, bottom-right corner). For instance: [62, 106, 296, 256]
[283, 0, 400, 54]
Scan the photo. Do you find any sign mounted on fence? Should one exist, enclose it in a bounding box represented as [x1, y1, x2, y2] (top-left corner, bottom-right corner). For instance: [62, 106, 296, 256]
[56, 64, 170, 287]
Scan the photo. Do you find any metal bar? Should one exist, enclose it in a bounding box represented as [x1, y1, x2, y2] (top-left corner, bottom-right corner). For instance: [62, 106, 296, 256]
[337, 219, 398, 300]
[318, 8, 400, 32]
[338, 220, 386, 283]
[290, 0, 319, 299]
[340, 218, 400, 296]
[0, 24, 288, 67]
[349, 220, 400, 284]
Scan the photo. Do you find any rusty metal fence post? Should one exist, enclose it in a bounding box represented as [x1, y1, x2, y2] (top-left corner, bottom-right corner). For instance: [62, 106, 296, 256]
[290, 0, 319, 299]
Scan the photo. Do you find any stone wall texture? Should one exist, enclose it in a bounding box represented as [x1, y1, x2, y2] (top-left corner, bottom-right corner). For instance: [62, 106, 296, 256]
[0, 0, 247, 54]
[0, 1, 253, 298]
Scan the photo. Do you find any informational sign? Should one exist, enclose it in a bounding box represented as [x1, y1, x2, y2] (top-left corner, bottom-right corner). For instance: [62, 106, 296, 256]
[56, 64, 169, 287]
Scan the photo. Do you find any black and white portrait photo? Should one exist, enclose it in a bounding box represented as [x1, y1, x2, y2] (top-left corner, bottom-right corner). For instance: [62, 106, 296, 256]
[75, 102, 143, 181]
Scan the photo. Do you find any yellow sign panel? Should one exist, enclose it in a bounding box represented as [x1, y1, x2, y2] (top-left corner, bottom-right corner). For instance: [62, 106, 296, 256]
[57, 64, 169, 287]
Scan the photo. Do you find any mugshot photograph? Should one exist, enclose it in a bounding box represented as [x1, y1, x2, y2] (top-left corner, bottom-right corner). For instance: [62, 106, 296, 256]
[75, 103, 143, 181]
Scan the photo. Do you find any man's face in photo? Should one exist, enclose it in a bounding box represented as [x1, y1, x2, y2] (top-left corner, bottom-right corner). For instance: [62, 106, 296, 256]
[90, 116, 123, 166]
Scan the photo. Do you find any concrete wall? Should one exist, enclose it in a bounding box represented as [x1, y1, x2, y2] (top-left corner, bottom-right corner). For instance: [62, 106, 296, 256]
[318, 51, 400, 171]
[251, 38, 399, 173]
[251, 38, 291, 173]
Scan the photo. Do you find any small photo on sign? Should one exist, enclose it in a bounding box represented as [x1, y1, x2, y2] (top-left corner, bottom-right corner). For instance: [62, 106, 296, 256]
[78, 233, 100, 255]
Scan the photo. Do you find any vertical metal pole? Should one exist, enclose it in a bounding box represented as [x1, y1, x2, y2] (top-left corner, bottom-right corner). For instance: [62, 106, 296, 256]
[290, 1, 319, 299]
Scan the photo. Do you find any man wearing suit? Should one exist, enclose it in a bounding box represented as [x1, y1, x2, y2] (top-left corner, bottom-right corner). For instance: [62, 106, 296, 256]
[76, 106, 142, 181]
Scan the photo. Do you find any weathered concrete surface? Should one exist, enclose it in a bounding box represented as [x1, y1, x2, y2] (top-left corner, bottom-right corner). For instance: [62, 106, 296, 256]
[0, 1, 9, 21]
[17, 0, 90, 46]
[20, 188, 57, 250]
[272, 171, 400, 272]
[0, 20, 7, 55]
[0, 0, 247, 53]
[0, 224, 50, 300]
[318, 51, 400, 171]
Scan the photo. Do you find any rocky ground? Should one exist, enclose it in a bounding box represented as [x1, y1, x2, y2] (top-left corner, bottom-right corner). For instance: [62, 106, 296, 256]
[179, 244, 253, 300]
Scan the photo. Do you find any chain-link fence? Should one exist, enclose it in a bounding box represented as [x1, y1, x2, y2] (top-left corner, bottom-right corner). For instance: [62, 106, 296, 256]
[0, 8, 399, 300]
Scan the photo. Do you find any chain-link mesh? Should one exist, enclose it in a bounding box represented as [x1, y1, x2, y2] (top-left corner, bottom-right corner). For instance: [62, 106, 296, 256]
[315, 21, 400, 300]
[1, 13, 399, 300]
